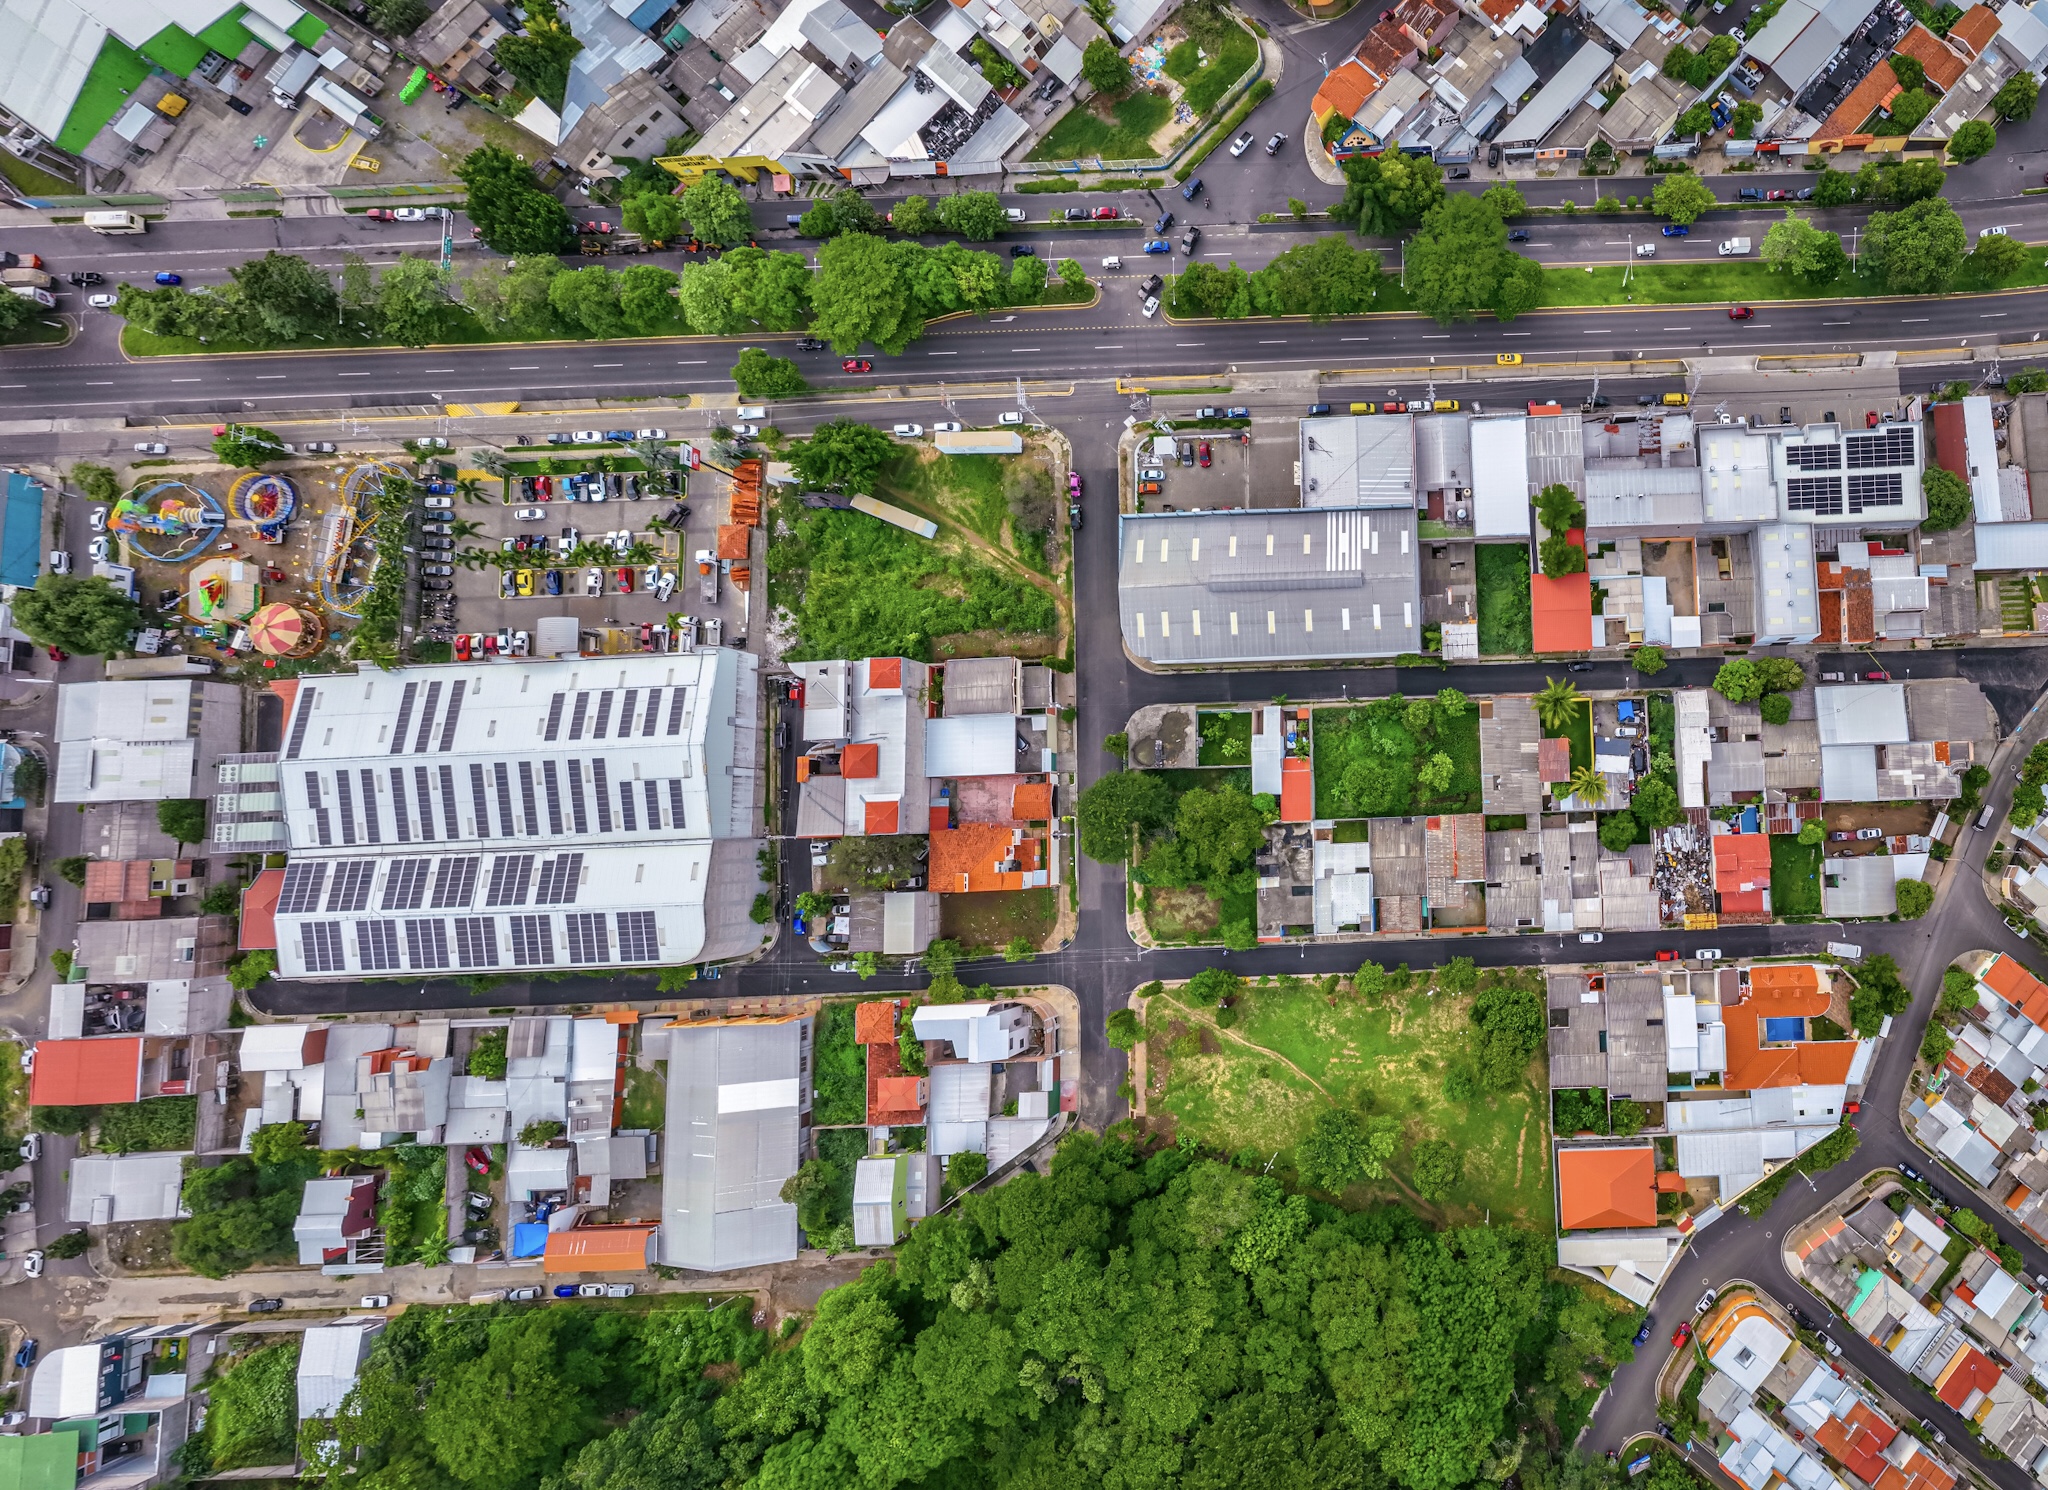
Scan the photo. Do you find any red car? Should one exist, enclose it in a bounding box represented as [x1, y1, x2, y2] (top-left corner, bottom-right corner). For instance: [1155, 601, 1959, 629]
[535, 475, 552, 497]
[1728, 305, 1755, 320]
[616, 567, 634, 593]
[1197, 440, 1212, 467]
[1765, 189, 1789, 201]
[1382, 400, 1408, 414]
[1671, 1320, 1693, 1348]
[465, 1147, 491, 1176]
[1093, 206, 1120, 219]
[580, 220, 614, 234]
[364, 208, 397, 221]
[454, 634, 471, 662]
[842, 358, 872, 373]
[1655, 949, 1679, 961]
[1866, 670, 1891, 681]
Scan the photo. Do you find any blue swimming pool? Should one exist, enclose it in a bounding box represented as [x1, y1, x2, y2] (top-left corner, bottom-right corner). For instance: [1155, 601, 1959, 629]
[1763, 1017, 1806, 1042]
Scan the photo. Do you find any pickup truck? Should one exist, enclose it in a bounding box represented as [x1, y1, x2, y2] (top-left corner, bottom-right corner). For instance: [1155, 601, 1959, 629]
[1718, 236, 1752, 256]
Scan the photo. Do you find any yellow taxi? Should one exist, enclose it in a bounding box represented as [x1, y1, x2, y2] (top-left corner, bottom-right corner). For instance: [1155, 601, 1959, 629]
[1496, 352, 1523, 366]
[1432, 399, 1461, 412]
[515, 568, 534, 596]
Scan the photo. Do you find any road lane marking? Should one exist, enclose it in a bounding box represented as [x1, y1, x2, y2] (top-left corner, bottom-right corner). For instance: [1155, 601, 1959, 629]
[337, 372, 372, 377]
[593, 362, 624, 367]
[676, 360, 706, 365]
[1259, 339, 1284, 343]
[1176, 342, 1204, 346]
[1823, 321, 1851, 325]
[1902, 318, 1929, 323]
[1502, 332, 1531, 336]
[926, 351, 956, 356]
[86, 381, 111, 385]
[509, 365, 540, 370]
[425, 368, 455, 372]
[1663, 326, 1691, 330]
[1342, 336, 1370, 341]
[256, 375, 286, 379]
[1013, 348, 1039, 352]
[1096, 343, 1124, 348]
[171, 378, 200, 383]
[1983, 312, 2010, 318]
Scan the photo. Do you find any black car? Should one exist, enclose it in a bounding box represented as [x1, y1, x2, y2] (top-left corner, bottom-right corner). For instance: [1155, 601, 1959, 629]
[1901, 1163, 1923, 1183]
[1447, 166, 1471, 180]
[1063, 207, 1089, 220]
[1180, 227, 1200, 253]
[1565, 661, 1593, 673]
[225, 95, 253, 115]
[548, 433, 574, 444]
[1487, 143, 1501, 168]
[797, 337, 826, 351]
[1265, 133, 1286, 154]
[247, 1298, 285, 1313]
[775, 720, 790, 750]
[1140, 273, 1163, 297]
[1181, 177, 1203, 201]
[67, 271, 103, 286]
[1009, 244, 1037, 258]
[1507, 229, 1530, 243]
[1307, 402, 1332, 415]
[422, 578, 454, 592]
[1153, 211, 1174, 234]
[1069, 503, 1082, 529]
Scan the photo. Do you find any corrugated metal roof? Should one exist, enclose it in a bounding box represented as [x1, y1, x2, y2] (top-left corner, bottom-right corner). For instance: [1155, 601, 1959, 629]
[1816, 683, 1909, 744]
[1470, 417, 1531, 537]
[1300, 415, 1416, 508]
[1495, 39, 1614, 145]
[1414, 412, 1472, 491]
[1584, 465, 1704, 529]
[660, 1018, 805, 1272]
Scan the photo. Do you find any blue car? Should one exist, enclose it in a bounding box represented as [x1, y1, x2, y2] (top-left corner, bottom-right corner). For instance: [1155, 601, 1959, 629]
[1153, 211, 1174, 234]
[1143, 239, 1171, 254]
[544, 568, 562, 596]
[601, 429, 634, 442]
[1181, 177, 1203, 201]
[14, 1339, 36, 1369]
[153, 271, 181, 285]
[1633, 1317, 1654, 1347]
[1661, 224, 1689, 237]
[1225, 406, 1248, 418]
[553, 1285, 578, 1298]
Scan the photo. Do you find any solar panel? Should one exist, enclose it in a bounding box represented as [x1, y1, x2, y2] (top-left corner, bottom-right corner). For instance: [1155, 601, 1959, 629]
[592, 760, 613, 832]
[544, 693, 567, 742]
[301, 921, 346, 973]
[406, 918, 450, 970]
[535, 852, 583, 905]
[1848, 426, 1915, 468]
[1785, 476, 1843, 515]
[666, 689, 685, 735]
[1786, 442, 1842, 471]
[643, 780, 662, 830]
[414, 680, 442, 754]
[508, 914, 554, 967]
[617, 689, 637, 738]
[569, 694, 589, 740]
[358, 769, 381, 845]
[494, 762, 516, 838]
[470, 764, 493, 839]
[593, 691, 614, 741]
[390, 682, 418, 756]
[667, 779, 685, 833]
[390, 767, 412, 843]
[277, 861, 329, 916]
[619, 777, 637, 832]
[565, 911, 608, 964]
[383, 857, 431, 911]
[567, 761, 589, 834]
[356, 920, 400, 972]
[486, 853, 534, 907]
[1848, 471, 1904, 513]
[615, 910, 659, 962]
[518, 762, 540, 837]
[284, 688, 317, 759]
[642, 689, 661, 737]
[335, 770, 357, 845]
[431, 856, 480, 909]
[438, 765, 461, 840]
[542, 761, 564, 835]
[439, 678, 465, 750]
[304, 772, 332, 847]
[454, 916, 499, 969]
[326, 860, 376, 913]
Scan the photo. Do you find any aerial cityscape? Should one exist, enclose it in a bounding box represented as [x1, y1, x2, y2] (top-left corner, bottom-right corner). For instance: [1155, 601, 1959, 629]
[14, 0, 2048, 1480]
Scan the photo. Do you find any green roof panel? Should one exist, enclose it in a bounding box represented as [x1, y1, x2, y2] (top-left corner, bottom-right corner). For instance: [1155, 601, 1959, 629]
[0, 1430, 81, 1490]
[195, 9, 261, 58]
[54, 35, 152, 153]
[138, 24, 209, 76]
[287, 13, 330, 46]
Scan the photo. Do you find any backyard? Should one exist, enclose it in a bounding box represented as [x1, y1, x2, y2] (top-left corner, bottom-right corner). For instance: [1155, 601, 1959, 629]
[812, 1001, 868, 1127]
[1133, 767, 1255, 946]
[1771, 834, 1823, 917]
[938, 887, 1058, 953]
[1544, 696, 1593, 777]
[1196, 709, 1252, 766]
[1310, 695, 1482, 819]
[1144, 970, 1553, 1227]
[1476, 544, 1533, 654]
[1028, 1, 1256, 162]
[620, 1063, 666, 1130]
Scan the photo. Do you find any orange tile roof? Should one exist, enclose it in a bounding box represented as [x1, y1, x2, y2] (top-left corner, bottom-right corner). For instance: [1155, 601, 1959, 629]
[1557, 1145, 1658, 1229]
[1818, 588, 1844, 646]
[1714, 833, 1771, 898]
[864, 799, 899, 833]
[240, 868, 284, 952]
[716, 524, 751, 560]
[542, 1224, 655, 1273]
[1531, 568, 1592, 652]
[1816, 60, 1902, 145]
[1656, 1170, 1686, 1192]
[1312, 59, 1379, 125]
[1893, 24, 1965, 89]
[875, 1076, 926, 1114]
[842, 741, 880, 779]
[29, 1037, 142, 1106]
[1280, 755, 1314, 823]
[854, 1000, 899, 1044]
[1723, 965, 1859, 1092]
[1814, 1399, 1900, 1484]
[1011, 782, 1053, 821]
[929, 822, 1043, 893]
[868, 657, 902, 691]
[1948, 4, 1999, 56]
[1537, 737, 1571, 782]
[1936, 1345, 2001, 1411]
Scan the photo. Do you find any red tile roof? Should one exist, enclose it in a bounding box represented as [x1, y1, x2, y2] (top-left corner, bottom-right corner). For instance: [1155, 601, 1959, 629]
[1893, 23, 1965, 89]
[864, 799, 899, 833]
[240, 868, 283, 952]
[1714, 833, 1772, 914]
[854, 1000, 899, 1044]
[542, 1224, 655, 1273]
[1935, 1345, 2001, 1411]
[1532, 567, 1592, 652]
[1723, 964, 1859, 1092]
[1537, 737, 1571, 782]
[1815, 59, 1902, 145]
[868, 657, 902, 691]
[1280, 756, 1314, 823]
[1948, 4, 2000, 57]
[30, 1037, 143, 1106]
[929, 823, 1044, 893]
[1011, 782, 1053, 821]
[842, 741, 880, 779]
[1312, 59, 1380, 125]
[1558, 1145, 1658, 1229]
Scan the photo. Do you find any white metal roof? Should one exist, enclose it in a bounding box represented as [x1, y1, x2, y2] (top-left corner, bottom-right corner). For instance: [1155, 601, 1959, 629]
[1964, 395, 2004, 524]
[297, 1322, 378, 1421]
[1494, 39, 1613, 146]
[1815, 683, 1909, 744]
[925, 715, 1017, 778]
[1470, 417, 1531, 537]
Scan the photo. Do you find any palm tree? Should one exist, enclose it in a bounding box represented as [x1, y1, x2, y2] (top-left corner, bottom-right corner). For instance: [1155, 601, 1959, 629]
[467, 447, 509, 478]
[454, 476, 486, 505]
[1534, 676, 1583, 732]
[1567, 765, 1608, 806]
[450, 518, 484, 540]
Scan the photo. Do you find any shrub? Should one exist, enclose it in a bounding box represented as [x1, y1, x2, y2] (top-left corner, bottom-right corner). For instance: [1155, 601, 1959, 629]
[466, 1028, 508, 1079]
[519, 1118, 565, 1146]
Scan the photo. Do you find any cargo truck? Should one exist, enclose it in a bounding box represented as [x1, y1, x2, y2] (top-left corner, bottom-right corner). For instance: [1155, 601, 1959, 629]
[82, 210, 144, 233]
[7, 286, 55, 308]
[0, 268, 51, 289]
[695, 549, 719, 603]
[1717, 236, 1751, 256]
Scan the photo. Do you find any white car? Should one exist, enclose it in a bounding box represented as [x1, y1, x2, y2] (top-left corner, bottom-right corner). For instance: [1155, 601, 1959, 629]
[513, 507, 547, 521]
[21, 1250, 43, 1279]
[731, 423, 760, 437]
[133, 441, 168, 454]
[892, 423, 924, 438]
[44, 551, 68, 576]
[423, 495, 453, 510]
[656, 571, 677, 601]
[1229, 129, 1256, 157]
[931, 421, 963, 433]
[999, 412, 1023, 426]
[643, 565, 663, 589]
[634, 428, 666, 440]
[19, 1134, 39, 1163]
[604, 1283, 634, 1298]
[1139, 467, 1165, 481]
[87, 537, 110, 561]
[1855, 827, 1884, 840]
[577, 1283, 606, 1298]
[511, 631, 529, 657]
[87, 293, 117, 310]
[360, 1294, 391, 1309]
[571, 429, 604, 443]
[1696, 1289, 1717, 1315]
[585, 567, 604, 596]
[88, 506, 107, 532]
[1695, 947, 1723, 961]
[415, 436, 449, 449]
[17, 1045, 31, 1074]
[1576, 932, 1603, 944]
[1142, 296, 1160, 318]
[393, 207, 429, 222]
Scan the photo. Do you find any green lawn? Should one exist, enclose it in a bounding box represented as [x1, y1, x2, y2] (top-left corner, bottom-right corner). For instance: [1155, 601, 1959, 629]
[1173, 19, 1258, 115]
[1310, 701, 1481, 818]
[939, 887, 1055, 952]
[811, 1001, 866, 1126]
[1028, 89, 1174, 161]
[1542, 697, 1592, 777]
[1147, 973, 1553, 1226]
[0, 149, 78, 201]
[1196, 709, 1252, 766]
[1476, 544, 1533, 654]
[620, 1063, 666, 1130]
[1770, 834, 1822, 917]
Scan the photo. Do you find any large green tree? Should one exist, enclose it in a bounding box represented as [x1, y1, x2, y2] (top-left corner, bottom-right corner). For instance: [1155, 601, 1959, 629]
[937, 191, 1008, 242]
[1081, 35, 1129, 92]
[493, 0, 583, 110]
[1996, 71, 2039, 120]
[681, 175, 755, 247]
[376, 255, 450, 347]
[1949, 119, 1997, 162]
[1970, 230, 2029, 284]
[1863, 196, 1968, 294]
[790, 419, 895, 492]
[1339, 152, 1445, 236]
[1760, 210, 1844, 281]
[1652, 172, 1716, 225]
[457, 146, 571, 255]
[1075, 770, 1175, 861]
[731, 348, 807, 400]
[620, 190, 686, 244]
[1404, 194, 1534, 324]
[228, 252, 338, 340]
[12, 573, 142, 655]
[1922, 464, 1971, 532]
[811, 233, 919, 353]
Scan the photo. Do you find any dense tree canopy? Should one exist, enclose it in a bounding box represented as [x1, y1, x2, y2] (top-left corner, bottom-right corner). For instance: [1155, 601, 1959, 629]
[681, 176, 756, 248]
[457, 147, 572, 256]
[12, 573, 142, 656]
[308, 1134, 1614, 1490]
[1863, 196, 1968, 294]
[1404, 195, 1541, 324]
[1338, 152, 1444, 236]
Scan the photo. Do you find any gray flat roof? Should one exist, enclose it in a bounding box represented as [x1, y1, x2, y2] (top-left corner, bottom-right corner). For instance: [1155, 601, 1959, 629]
[1301, 415, 1416, 508]
[660, 1018, 806, 1272]
[1119, 508, 1421, 664]
[1584, 465, 1704, 529]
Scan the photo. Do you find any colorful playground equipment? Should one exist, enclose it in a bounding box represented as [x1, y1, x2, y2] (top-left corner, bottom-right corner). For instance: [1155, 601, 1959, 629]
[322, 462, 396, 619]
[112, 481, 224, 564]
[226, 473, 298, 543]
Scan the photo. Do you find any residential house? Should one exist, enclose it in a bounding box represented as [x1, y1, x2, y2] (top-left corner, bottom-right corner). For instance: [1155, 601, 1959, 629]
[794, 656, 929, 839]
[542, 1222, 656, 1273]
[80, 860, 194, 921]
[297, 1321, 384, 1420]
[74, 916, 232, 982]
[294, 1174, 382, 1271]
[66, 1153, 188, 1225]
[405, 0, 507, 96]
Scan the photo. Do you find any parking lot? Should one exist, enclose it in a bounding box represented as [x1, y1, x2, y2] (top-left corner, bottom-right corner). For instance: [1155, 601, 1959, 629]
[1129, 421, 1258, 513]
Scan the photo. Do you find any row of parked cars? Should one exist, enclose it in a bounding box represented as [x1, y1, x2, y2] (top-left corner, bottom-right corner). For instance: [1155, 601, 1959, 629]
[517, 470, 675, 502]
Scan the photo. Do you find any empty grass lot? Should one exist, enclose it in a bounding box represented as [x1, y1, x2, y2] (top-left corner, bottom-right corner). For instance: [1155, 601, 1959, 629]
[1476, 544, 1533, 654]
[1166, 20, 1258, 115]
[1544, 697, 1593, 776]
[1029, 90, 1175, 162]
[1771, 834, 1823, 917]
[1146, 973, 1552, 1226]
[1196, 709, 1252, 766]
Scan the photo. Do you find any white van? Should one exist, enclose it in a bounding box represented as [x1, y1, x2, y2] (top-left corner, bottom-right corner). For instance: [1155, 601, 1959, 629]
[82, 209, 145, 234]
[1101, 255, 1122, 270]
[736, 405, 766, 419]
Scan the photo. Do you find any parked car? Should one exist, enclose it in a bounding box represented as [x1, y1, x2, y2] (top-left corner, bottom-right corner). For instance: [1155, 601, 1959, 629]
[507, 1287, 543, 1302]
[932, 421, 962, 432]
[570, 429, 604, 442]
[1225, 406, 1248, 418]
[1670, 1320, 1692, 1348]
[1577, 932, 1604, 944]
[1865, 670, 1890, 681]
[1696, 948, 1722, 961]
[1140, 273, 1164, 296]
[1265, 133, 1287, 154]
[1662, 224, 1690, 237]
[465, 1146, 491, 1175]
[1696, 1289, 1717, 1314]
[1094, 206, 1120, 219]
[892, 423, 924, 437]
[1229, 130, 1255, 157]
[604, 1283, 635, 1298]
[134, 441, 168, 455]
[1900, 1163, 1923, 1183]
[360, 1295, 391, 1309]
[13, 1339, 36, 1368]
[1829, 831, 1851, 842]
[19, 1134, 38, 1163]
[1855, 827, 1884, 840]
[1655, 949, 1679, 961]
[577, 1283, 607, 1298]
[1142, 295, 1160, 318]
[1181, 227, 1200, 253]
[1633, 1317, 1654, 1346]
[247, 1297, 284, 1312]
[553, 1285, 579, 1299]
[1197, 441, 1211, 467]
[514, 506, 547, 521]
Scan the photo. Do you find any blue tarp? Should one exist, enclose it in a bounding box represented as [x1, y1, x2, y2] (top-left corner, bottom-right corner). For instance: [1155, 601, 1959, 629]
[512, 1222, 548, 1258]
[626, 0, 667, 29]
[2, 474, 43, 587]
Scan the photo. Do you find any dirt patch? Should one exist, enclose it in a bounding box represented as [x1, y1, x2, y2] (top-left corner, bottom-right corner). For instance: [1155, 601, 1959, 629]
[931, 629, 1057, 659]
[1823, 801, 1939, 852]
[1143, 884, 1220, 942]
[104, 1220, 181, 1273]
